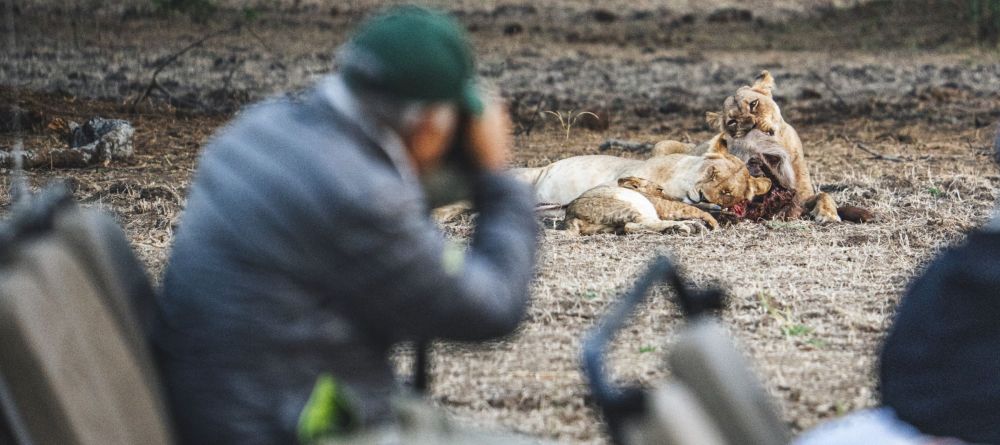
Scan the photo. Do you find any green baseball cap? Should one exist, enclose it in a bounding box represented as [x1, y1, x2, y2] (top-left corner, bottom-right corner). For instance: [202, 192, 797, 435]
[339, 6, 484, 115]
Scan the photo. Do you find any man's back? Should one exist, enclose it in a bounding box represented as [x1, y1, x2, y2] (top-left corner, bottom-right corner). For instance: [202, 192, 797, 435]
[154, 86, 538, 444]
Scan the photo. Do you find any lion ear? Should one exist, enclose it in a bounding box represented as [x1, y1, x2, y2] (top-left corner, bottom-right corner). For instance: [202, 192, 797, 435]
[705, 111, 723, 130]
[707, 136, 729, 155]
[617, 176, 640, 188]
[753, 176, 772, 196]
[752, 70, 775, 96]
[705, 165, 719, 181]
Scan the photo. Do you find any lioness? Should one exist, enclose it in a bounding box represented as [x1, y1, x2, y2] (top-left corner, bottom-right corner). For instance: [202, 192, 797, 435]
[654, 70, 842, 223]
[564, 177, 715, 235]
[512, 138, 771, 210]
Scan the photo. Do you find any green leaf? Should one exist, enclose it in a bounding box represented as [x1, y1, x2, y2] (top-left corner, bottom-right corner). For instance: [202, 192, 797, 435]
[805, 338, 828, 349]
[782, 324, 813, 337]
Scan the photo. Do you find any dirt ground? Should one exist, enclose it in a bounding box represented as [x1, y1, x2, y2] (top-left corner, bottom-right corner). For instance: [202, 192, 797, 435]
[3, 1, 1000, 443]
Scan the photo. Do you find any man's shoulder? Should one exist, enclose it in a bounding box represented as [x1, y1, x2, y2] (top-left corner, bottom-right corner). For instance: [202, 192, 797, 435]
[190, 92, 416, 218]
[220, 94, 328, 146]
[203, 93, 373, 173]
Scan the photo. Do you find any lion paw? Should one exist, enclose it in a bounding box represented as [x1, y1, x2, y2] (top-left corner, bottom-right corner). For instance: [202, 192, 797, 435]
[806, 193, 841, 224]
[810, 206, 841, 224]
[662, 220, 707, 235]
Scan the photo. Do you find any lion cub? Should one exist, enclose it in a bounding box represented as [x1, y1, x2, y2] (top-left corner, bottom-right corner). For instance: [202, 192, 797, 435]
[618, 177, 720, 230]
[564, 177, 722, 235]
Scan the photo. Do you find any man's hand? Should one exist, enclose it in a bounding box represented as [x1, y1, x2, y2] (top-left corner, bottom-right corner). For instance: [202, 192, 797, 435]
[466, 99, 512, 173]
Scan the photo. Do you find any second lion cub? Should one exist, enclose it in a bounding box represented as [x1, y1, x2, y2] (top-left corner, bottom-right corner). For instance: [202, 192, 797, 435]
[564, 177, 727, 235]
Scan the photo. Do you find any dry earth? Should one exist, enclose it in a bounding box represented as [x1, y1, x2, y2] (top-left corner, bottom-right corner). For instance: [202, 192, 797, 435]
[3, 1, 1000, 443]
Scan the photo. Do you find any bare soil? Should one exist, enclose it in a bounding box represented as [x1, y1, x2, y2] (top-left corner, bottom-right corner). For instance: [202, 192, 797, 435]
[3, 1, 1000, 443]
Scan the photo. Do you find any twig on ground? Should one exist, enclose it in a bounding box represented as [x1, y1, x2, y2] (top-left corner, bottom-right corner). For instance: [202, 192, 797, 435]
[244, 27, 273, 53]
[840, 135, 908, 162]
[855, 142, 905, 161]
[130, 24, 240, 112]
[515, 95, 546, 136]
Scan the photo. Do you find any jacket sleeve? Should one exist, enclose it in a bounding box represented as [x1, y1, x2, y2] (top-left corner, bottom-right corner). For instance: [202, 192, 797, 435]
[312, 171, 539, 342]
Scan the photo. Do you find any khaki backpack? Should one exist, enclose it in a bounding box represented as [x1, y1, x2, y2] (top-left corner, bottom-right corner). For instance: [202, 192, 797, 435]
[0, 187, 174, 445]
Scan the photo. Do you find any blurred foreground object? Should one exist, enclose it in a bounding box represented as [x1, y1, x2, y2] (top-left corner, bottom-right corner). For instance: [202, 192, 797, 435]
[316, 395, 551, 445]
[878, 227, 1000, 443]
[583, 256, 789, 445]
[0, 185, 173, 445]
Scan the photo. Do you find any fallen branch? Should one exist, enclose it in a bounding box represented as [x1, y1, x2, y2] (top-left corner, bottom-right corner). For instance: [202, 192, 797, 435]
[856, 142, 906, 162]
[130, 24, 240, 111]
[1, 146, 98, 169]
[840, 135, 908, 162]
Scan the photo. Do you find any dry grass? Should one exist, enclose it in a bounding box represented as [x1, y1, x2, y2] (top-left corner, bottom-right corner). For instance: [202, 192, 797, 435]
[2, 2, 1000, 443]
[2, 83, 997, 445]
[427, 116, 997, 443]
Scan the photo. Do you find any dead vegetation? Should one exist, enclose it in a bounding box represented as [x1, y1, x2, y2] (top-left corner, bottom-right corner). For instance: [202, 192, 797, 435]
[5, 86, 993, 443]
[3, 1, 1000, 443]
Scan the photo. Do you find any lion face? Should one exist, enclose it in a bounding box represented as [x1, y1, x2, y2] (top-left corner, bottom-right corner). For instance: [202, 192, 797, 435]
[695, 140, 772, 208]
[707, 70, 782, 139]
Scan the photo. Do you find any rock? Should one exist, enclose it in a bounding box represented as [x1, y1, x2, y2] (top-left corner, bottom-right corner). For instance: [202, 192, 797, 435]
[599, 139, 653, 153]
[68, 117, 135, 164]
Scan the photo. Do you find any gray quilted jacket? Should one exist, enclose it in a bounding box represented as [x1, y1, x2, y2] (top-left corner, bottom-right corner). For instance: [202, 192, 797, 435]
[154, 77, 538, 445]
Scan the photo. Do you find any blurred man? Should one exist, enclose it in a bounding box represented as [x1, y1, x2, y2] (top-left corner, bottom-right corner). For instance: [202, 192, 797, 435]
[153, 8, 538, 444]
